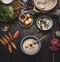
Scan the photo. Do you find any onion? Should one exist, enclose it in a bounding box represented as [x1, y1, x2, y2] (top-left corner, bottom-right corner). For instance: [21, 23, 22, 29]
[50, 39, 59, 46]
[24, 20, 30, 26]
[49, 46, 58, 52]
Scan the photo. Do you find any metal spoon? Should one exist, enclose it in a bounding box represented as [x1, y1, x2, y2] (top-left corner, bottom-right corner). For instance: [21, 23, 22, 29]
[33, 35, 49, 44]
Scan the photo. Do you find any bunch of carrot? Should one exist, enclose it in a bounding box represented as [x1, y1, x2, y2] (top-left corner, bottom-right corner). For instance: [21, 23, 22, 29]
[0, 30, 19, 53]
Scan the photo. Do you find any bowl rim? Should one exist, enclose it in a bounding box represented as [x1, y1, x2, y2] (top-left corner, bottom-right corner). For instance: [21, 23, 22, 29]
[1, 0, 14, 4]
[20, 35, 41, 55]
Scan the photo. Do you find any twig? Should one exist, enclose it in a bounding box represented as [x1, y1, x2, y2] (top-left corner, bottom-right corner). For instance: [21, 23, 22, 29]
[40, 35, 48, 42]
[53, 53, 55, 62]
[53, 27, 54, 39]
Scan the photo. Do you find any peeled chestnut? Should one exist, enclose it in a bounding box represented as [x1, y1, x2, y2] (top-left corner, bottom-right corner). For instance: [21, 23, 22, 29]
[24, 20, 30, 26]
[26, 13, 31, 18]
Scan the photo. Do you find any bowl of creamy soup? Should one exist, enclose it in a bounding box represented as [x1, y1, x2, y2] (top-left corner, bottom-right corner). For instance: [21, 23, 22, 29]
[34, 0, 57, 12]
[20, 35, 41, 55]
[36, 15, 53, 31]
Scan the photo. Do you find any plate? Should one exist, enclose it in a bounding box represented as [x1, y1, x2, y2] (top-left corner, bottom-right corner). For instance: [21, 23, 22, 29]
[0, 1, 21, 22]
[36, 15, 53, 31]
[20, 35, 41, 55]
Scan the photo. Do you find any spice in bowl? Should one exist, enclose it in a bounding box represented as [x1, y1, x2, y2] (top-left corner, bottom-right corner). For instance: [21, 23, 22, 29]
[13, 1, 21, 10]
[1, 24, 9, 32]
[26, 1, 34, 10]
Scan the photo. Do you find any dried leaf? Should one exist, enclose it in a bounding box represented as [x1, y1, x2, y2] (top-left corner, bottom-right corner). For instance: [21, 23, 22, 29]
[2, 37, 8, 44]
[13, 30, 19, 39]
[0, 39, 6, 46]
[4, 34, 11, 42]
[8, 44, 12, 53]
[8, 32, 13, 41]
[11, 42, 17, 50]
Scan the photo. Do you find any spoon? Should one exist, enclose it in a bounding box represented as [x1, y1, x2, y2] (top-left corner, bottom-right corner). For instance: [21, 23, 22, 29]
[33, 35, 49, 44]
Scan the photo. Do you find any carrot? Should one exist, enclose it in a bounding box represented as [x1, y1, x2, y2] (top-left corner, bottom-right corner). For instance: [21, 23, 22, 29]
[8, 44, 12, 53]
[4, 34, 11, 42]
[11, 42, 17, 50]
[2, 37, 8, 44]
[8, 32, 13, 41]
[0, 39, 6, 46]
[13, 30, 19, 39]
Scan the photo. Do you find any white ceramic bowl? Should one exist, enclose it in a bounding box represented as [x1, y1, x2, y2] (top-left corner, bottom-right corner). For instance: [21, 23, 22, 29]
[20, 35, 41, 55]
[1, 0, 13, 4]
[36, 15, 53, 31]
[34, 0, 57, 11]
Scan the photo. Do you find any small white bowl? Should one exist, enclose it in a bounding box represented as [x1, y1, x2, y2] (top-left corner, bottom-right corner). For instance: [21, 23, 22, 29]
[1, 0, 13, 4]
[36, 15, 53, 31]
[1, 24, 9, 32]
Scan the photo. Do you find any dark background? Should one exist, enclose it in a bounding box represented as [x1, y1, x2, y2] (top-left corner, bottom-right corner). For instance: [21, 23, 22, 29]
[0, 0, 60, 62]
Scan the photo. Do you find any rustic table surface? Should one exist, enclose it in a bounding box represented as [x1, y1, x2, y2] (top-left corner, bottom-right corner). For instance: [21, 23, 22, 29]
[0, 0, 60, 62]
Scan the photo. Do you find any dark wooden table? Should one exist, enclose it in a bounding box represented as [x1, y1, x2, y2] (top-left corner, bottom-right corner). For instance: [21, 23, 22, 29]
[0, 0, 60, 62]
